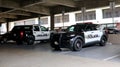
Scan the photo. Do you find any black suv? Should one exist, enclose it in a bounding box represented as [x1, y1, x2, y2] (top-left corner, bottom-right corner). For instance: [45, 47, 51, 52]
[50, 23, 108, 51]
[0, 25, 50, 45]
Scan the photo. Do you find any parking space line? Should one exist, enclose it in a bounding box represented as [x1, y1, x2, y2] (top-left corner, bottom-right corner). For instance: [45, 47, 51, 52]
[103, 54, 120, 61]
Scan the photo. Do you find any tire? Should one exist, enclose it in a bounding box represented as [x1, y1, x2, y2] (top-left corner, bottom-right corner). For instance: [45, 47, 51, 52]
[16, 40, 23, 45]
[72, 39, 83, 51]
[41, 39, 50, 43]
[26, 36, 35, 45]
[40, 40, 46, 43]
[99, 36, 107, 46]
[1, 37, 7, 44]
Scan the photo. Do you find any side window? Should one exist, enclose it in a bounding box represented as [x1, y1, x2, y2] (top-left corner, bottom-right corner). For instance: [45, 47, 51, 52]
[68, 26, 75, 32]
[77, 25, 84, 32]
[34, 26, 40, 31]
[85, 26, 92, 31]
[85, 25, 97, 31]
[40, 26, 47, 31]
[91, 26, 97, 30]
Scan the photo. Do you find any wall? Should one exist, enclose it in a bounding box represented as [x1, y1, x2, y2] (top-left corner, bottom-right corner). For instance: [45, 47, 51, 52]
[108, 34, 120, 44]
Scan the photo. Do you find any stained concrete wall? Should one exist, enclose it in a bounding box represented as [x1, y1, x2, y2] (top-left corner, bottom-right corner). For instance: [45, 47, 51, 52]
[108, 34, 120, 44]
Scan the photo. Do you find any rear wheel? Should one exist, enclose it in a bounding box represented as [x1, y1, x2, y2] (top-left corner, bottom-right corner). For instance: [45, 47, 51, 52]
[99, 36, 107, 46]
[26, 35, 35, 45]
[72, 39, 83, 51]
[1, 37, 7, 44]
[16, 40, 23, 45]
[40, 40, 46, 43]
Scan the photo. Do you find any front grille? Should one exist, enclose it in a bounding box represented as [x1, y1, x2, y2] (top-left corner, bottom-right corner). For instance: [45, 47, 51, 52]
[51, 33, 70, 48]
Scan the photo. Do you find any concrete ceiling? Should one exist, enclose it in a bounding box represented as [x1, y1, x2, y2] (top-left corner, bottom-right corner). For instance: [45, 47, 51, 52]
[0, 0, 120, 23]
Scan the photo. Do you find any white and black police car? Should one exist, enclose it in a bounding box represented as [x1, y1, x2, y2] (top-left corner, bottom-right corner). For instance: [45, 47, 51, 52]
[0, 25, 50, 45]
[50, 23, 108, 51]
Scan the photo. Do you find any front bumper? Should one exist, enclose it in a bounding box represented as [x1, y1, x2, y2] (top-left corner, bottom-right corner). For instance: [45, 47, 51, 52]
[50, 33, 72, 48]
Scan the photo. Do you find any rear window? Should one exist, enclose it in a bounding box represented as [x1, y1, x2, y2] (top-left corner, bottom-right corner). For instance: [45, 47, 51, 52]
[12, 26, 32, 31]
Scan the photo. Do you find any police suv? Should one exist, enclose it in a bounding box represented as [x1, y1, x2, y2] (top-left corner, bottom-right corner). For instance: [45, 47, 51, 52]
[50, 23, 108, 51]
[0, 25, 50, 45]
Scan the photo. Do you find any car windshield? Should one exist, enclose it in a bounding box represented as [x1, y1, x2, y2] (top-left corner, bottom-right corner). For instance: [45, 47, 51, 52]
[67, 25, 85, 32]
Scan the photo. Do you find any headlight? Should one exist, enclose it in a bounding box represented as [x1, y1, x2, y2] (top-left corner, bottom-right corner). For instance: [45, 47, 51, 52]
[26, 34, 28, 36]
[54, 41, 59, 45]
[67, 34, 75, 38]
[70, 34, 75, 37]
[13, 34, 16, 36]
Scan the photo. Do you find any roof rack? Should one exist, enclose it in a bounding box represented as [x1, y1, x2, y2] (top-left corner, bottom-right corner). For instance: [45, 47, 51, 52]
[76, 22, 93, 24]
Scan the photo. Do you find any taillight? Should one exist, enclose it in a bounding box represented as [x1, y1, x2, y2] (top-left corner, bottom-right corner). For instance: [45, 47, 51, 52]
[20, 31, 24, 38]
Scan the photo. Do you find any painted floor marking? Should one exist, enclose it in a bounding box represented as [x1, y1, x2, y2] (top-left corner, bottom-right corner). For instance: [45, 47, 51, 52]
[103, 54, 120, 61]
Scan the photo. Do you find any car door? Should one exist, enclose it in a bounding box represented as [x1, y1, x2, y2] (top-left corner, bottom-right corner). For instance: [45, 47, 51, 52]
[33, 26, 41, 40]
[40, 26, 50, 40]
[84, 25, 98, 43]
[91, 25, 103, 41]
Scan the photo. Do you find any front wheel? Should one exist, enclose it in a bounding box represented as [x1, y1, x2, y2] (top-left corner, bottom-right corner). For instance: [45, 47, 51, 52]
[99, 36, 107, 46]
[72, 39, 83, 51]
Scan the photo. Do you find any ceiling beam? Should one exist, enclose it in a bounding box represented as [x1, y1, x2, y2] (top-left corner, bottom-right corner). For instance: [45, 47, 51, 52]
[0, 18, 6, 22]
[0, 10, 31, 16]
[0, 0, 20, 8]
[46, 0, 76, 7]
[21, 5, 50, 15]
[22, 0, 45, 7]
[7, 11, 31, 16]
[0, 14, 17, 19]
[0, 0, 50, 15]
[115, 0, 120, 4]
[75, 0, 109, 9]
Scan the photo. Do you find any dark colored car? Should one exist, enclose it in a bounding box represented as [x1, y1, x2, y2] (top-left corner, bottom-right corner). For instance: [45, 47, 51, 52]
[107, 27, 120, 34]
[50, 23, 108, 51]
[0, 25, 34, 45]
[0, 25, 50, 45]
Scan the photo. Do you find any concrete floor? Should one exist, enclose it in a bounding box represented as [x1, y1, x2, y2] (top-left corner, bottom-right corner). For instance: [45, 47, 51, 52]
[0, 42, 120, 67]
[57, 43, 120, 62]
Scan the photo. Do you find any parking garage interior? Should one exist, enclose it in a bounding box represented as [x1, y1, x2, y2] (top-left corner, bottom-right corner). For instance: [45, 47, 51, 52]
[1, 0, 120, 67]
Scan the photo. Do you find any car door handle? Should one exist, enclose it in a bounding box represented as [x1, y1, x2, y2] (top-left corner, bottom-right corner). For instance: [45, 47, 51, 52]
[41, 32, 44, 34]
[33, 32, 36, 34]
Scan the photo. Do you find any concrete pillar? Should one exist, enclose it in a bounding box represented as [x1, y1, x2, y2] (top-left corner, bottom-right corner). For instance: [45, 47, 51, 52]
[35, 18, 39, 24]
[69, 13, 76, 25]
[50, 13, 54, 30]
[81, 7, 86, 23]
[62, 10, 65, 29]
[6, 22, 9, 32]
[96, 9, 103, 23]
[38, 15, 41, 26]
[0, 23, 1, 34]
[9, 22, 14, 31]
[48, 16, 51, 29]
